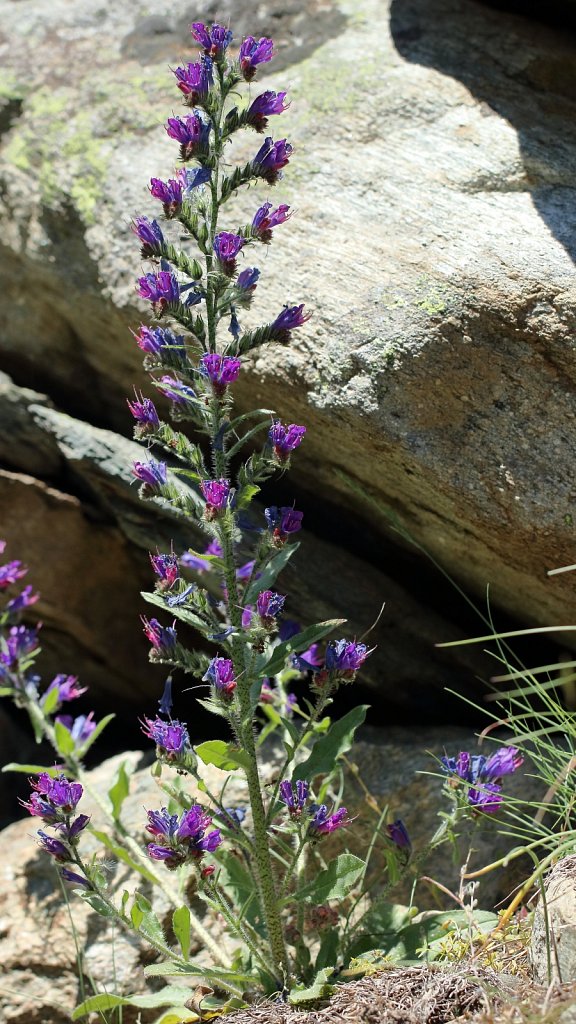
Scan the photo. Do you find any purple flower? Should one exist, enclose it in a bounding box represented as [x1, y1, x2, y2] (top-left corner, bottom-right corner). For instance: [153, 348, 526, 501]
[165, 113, 210, 160]
[158, 677, 173, 716]
[265, 506, 303, 544]
[236, 267, 260, 293]
[127, 391, 160, 435]
[293, 643, 324, 673]
[132, 459, 167, 495]
[200, 353, 242, 394]
[146, 804, 222, 869]
[242, 605, 253, 628]
[239, 36, 275, 80]
[252, 202, 291, 243]
[270, 303, 311, 342]
[150, 550, 179, 589]
[269, 420, 306, 461]
[308, 805, 350, 837]
[131, 217, 164, 257]
[6, 585, 40, 613]
[325, 639, 372, 678]
[483, 747, 524, 781]
[38, 831, 70, 861]
[41, 674, 87, 707]
[0, 560, 27, 588]
[158, 375, 197, 404]
[256, 590, 285, 622]
[213, 232, 245, 275]
[56, 713, 97, 745]
[142, 617, 178, 657]
[386, 819, 411, 851]
[61, 868, 91, 888]
[203, 657, 236, 698]
[228, 310, 241, 340]
[137, 270, 180, 310]
[279, 779, 309, 815]
[140, 715, 190, 759]
[200, 478, 230, 518]
[180, 539, 222, 573]
[1, 624, 40, 669]
[253, 137, 292, 185]
[176, 166, 212, 192]
[149, 176, 183, 217]
[246, 91, 289, 133]
[133, 325, 187, 366]
[22, 773, 83, 822]
[467, 784, 503, 814]
[173, 56, 213, 103]
[236, 560, 255, 581]
[441, 752, 486, 784]
[191, 22, 233, 58]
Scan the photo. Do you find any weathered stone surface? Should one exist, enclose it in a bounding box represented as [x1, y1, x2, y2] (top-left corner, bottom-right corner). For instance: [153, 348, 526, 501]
[0, 370, 498, 718]
[532, 857, 576, 987]
[1, 0, 576, 653]
[0, 728, 540, 1022]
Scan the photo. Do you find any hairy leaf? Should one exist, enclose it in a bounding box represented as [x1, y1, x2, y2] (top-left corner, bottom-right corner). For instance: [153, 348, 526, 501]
[293, 705, 369, 782]
[295, 854, 365, 904]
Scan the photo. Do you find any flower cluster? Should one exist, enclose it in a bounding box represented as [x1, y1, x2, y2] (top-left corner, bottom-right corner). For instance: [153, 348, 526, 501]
[146, 805, 222, 870]
[22, 773, 91, 887]
[441, 747, 524, 813]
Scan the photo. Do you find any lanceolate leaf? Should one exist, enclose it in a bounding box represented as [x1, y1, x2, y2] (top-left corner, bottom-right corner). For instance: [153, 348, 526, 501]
[71, 986, 197, 1020]
[289, 968, 335, 1005]
[172, 905, 191, 960]
[295, 854, 365, 904]
[195, 739, 251, 772]
[293, 705, 369, 782]
[141, 590, 213, 633]
[2, 763, 63, 776]
[107, 760, 131, 821]
[244, 544, 300, 603]
[76, 714, 115, 757]
[257, 619, 345, 678]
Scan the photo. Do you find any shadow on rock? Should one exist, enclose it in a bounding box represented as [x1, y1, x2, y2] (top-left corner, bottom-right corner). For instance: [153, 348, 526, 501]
[390, 0, 576, 262]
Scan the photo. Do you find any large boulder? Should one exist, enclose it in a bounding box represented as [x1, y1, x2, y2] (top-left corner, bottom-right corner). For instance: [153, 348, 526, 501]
[0, 0, 575, 710]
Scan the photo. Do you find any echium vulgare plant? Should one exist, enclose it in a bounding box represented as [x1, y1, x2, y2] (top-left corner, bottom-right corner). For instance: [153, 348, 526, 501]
[1, 17, 527, 1019]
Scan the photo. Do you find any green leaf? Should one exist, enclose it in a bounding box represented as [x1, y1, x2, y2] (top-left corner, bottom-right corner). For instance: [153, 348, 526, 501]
[295, 854, 365, 904]
[76, 713, 115, 757]
[235, 483, 260, 510]
[90, 829, 158, 885]
[79, 891, 115, 918]
[133, 892, 168, 949]
[54, 719, 75, 756]
[172, 905, 191, 960]
[107, 760, 131, 821]
[2, 763, 62, 776]
[39, 686, 60, 716]
[293, 705, 369, 782]
[144, 961, 256, 986]
[244, 544, 300, 604]
[257, 619, 346, 678]
[289, 968, 335, 1005]
[71, 986, 196, 1019]
[348, 905, 498, 963]
[216, 850, 257, 923]
[316, 929, 340, 972]
[142, 591, 212, 633]
[195, 739, 251, 772]
[0, 686, 14, 696]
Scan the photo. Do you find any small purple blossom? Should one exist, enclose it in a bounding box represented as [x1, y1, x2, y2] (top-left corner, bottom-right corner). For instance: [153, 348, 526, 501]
[133, 325, 187, 366]
[165, 113, 210, 160]
[127, 391, 160, 435]
[239, 36, 275, 80]
[142, 617, 178, 657]
[61, 867, 91, 888]
[1, 623, 40, 669]
[158, 677, 173, 716]
[131, 216, 164, 257]
[56, 713, 97, 746]
[256, 589, 286, 622]
[236, 559, 255, 581]
[146, 804, 222, 869]
[441, 746, 523, 815]
[173, 56, 213, 103]
[308, 804, 350, 837]
[176, 166, 212, 192]
[150, 550, 179, 589]
[293, 642, 324, 672]
[203, 657, 236, 698]
[200, 478, 230, 517]
[265, 506, 303, 544]
[180, 539, 223, 573]
[213, 232, 245, 275]
[467, 784, 503, 814]
[41, 674, 87, 707]
[38, 831, 70, 861]
[253, 137, 293, 186]
[236, 267, 260, 293]
[271, 303, 312, 342]
[0, 560, 27, 589]
[157, 375, 197, 404]
[149, 176, 183, 216]
[200, 353, 242, 394]
[140, 715, 190, 759]
[325, 639, 372, 677]
[132, 459, 167, 494]
[246, 91, 289, 132]
[483, 747, 524, 781]
[269, 420, 306, 460]
[280, 779, 309, 815]
[252, 202, 291, 243]
[242, 605, 253, 628]
[22, 773, 83, 822]
[386, 819, 411, 851]
[137, 270, 180, 310]
[191, 22, 233, 58]
[6, 585, 40, 613]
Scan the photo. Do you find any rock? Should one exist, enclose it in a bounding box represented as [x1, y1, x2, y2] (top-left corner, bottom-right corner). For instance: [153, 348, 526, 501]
[0, 370, 497, 719]
[532, 857, 576, 986]
[0, 728, 540, 1022]
[0, 0, 575, 653]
